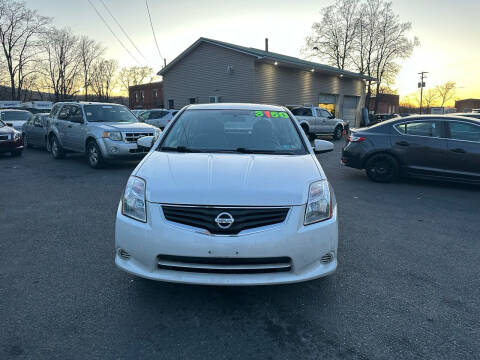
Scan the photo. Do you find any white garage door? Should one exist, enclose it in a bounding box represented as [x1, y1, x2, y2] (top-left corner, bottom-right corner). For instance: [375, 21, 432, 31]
[343, 96, 359, 123]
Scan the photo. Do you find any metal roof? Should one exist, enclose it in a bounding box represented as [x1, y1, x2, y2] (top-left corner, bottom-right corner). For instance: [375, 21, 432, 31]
[158, 37, 375, 81]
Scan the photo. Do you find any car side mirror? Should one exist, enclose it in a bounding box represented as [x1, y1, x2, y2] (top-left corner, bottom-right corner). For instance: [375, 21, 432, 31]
[6, 122, 13, 127]
[313, 139, 334, 154]
[329, 115, 335, 119]
[137, 135, 155, 149]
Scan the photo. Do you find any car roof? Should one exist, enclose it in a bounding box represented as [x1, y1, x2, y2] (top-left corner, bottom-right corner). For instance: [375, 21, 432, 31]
[186, 103, 286, 111]
[54, 102, 126, 107]
[0, 109, 31, 112]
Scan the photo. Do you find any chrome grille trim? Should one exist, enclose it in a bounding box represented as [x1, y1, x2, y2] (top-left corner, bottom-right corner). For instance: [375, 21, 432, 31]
[124, 132, 154, 143]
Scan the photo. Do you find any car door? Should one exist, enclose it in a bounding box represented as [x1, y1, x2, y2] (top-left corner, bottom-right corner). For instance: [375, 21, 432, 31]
[55, 105, 70, 147]
[391, 120, 448, 177]
[65, 105, 86, 152]
[23, 116, 34, 144]
[317, 108, 333, 133]
[31, 115, 44, 146]
[443, 120, 480, 181]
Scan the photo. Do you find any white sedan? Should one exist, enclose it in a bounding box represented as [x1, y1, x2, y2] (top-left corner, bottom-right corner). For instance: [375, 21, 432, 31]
[115, 103, 338, 285]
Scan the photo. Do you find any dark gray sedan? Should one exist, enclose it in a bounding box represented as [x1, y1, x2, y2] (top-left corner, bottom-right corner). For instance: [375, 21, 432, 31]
[22, 113, 51, 150]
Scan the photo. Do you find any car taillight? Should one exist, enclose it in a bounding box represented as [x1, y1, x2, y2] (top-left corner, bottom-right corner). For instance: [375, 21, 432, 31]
[347, 135, 366, 142]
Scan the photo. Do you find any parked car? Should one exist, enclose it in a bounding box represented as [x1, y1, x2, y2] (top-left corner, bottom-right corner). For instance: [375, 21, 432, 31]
[449, 113, 480, 120]
[342, 115, 480, 183]
[22, 113, 51, 150]
[288, 106, 348, 140]
[115, 103, 338, 285]
[0, 109, 33, 132]
[368, 113, 400, 125]
[47, 102, 160, 168]
[0, 120, 24, 156]
[137, 109, 179, 129]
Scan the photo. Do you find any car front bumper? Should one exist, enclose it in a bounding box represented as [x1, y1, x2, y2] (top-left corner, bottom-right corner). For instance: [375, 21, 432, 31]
[101, 139, 149, 159]
[115, 202, 338, 285]
[0, 138, 24, 153]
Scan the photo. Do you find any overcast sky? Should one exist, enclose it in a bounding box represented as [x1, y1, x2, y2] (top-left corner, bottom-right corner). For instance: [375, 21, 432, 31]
[24, 0, 480, 99]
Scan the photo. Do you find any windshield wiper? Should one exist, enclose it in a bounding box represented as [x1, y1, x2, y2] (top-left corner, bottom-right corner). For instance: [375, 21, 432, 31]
[235, 148, 297, 155]
[159, 146, 194, 153]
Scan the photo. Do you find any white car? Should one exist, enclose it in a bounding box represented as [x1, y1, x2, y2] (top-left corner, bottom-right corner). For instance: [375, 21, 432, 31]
[115, 103, 338, 285]
[137, 109, 178, 129]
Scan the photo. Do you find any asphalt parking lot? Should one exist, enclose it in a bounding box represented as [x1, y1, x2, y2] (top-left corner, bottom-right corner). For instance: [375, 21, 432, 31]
[1, 142, 479, 360]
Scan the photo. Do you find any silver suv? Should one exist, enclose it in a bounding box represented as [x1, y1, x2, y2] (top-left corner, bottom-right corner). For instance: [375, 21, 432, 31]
[290, 106, 348, 140]
[47, 102, 159, 168]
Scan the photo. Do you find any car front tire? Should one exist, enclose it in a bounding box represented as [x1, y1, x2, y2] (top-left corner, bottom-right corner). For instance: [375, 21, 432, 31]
[11, 150, 22, 157]
[365, 153, 399, 183]
[50, 136, 65, 159]
[333, 126, 343, 140]
[87, 141, 105, 169]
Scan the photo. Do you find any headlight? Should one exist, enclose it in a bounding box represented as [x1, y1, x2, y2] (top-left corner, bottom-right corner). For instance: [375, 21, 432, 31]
[14, 132, 21, 140]
[103, 131, 122, 141]
[122, 176, 147, 222]
[304, 180, 332, 225]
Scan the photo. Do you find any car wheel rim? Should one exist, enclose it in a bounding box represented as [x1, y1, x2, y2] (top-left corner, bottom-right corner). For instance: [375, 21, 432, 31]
[370, 158, 392, 179]
[89, 146, 98, 165]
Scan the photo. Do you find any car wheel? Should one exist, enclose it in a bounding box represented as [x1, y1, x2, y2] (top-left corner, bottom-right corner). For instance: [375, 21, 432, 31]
[301, 125, 314, 141]
[11, 150, 22, 157]
[51, 136, 65, 159]
[365, 153, 399, 183]
[87, 141, 105, 169]
[333, 126, 343, 140]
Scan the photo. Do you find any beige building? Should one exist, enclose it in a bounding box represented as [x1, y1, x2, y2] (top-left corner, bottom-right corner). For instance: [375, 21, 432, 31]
[158, 38, 373, 127]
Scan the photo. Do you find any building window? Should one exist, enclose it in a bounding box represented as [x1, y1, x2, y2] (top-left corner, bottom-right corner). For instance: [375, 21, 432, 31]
[141, 90, 145, 102]
[209, 96, 220, 103]
[153, 89, 158, 99]
[189, 97, 196, 104]
[168, 99, 174, 109]
[135, 91, 139, 104]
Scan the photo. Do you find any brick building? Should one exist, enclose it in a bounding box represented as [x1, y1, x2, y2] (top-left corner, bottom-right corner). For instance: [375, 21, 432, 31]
[128, 81, 164, 109]
[455, 98, 480, 112]
[367, 94, 399, 114]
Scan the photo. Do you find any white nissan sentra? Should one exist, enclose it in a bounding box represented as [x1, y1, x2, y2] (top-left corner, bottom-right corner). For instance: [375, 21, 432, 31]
[115, 103, 338, 285]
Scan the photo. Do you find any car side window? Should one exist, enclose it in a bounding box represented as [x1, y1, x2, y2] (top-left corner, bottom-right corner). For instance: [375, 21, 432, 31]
[396, 121, 442, 137]
[69, 105, 83, 122]
[318, 109, 331, 118]
[448, 121, 480, 142]
[139, 111, 149, 120]
[291, 108, 312, 117]
[50, 104, 60, 117]
[58, 106, 69, 119]
[33, 116, 42, 127]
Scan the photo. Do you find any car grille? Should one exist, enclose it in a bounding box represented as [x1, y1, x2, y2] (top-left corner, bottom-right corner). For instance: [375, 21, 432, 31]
[162, 206, 290, 235]
[124, 132, 154, 143]
[0, 134, 10, 141]
[157, 255, 292, 274]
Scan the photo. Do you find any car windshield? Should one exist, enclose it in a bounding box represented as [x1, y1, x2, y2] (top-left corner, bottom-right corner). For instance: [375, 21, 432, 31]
[84, 104, 137, 123]
[1, 111, 31, 121]
[159, 109, 307, 155]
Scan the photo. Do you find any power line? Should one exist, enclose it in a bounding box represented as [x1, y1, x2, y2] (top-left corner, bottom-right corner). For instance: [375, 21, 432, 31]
[87, 0, 140, 65]
[99, 0, 148, 63]
[145, 0, 164, 62]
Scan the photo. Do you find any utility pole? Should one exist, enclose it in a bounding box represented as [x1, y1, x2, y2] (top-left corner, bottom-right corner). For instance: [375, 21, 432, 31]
[418, 72, 428, 114]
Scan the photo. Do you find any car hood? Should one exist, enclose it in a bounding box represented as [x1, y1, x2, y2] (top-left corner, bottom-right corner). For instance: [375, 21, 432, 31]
[90, 122, 156, 131]
[137, 152, 323, 206]
[0, 126, 14, 134]
[7, 120, 26, 130]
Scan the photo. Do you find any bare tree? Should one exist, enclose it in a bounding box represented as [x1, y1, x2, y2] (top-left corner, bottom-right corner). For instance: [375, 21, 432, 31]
[435, 81, 456, 108]
[91, 58, 118, 101]
[304, 0, 360, 70]
[0, 0, 50, 100]
[118, 66, 154, 92]
[78, 35, 104, 101]
[41, 27, 82, 101]
[423, 89, 438, 111]
[371, 1, 418, 112]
